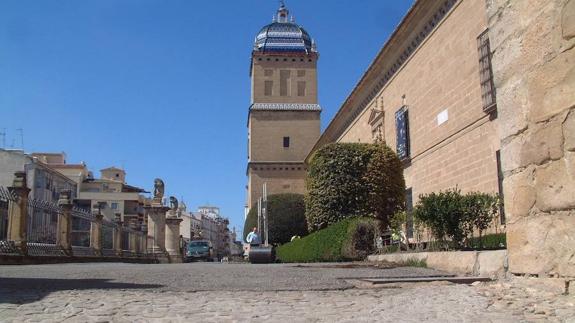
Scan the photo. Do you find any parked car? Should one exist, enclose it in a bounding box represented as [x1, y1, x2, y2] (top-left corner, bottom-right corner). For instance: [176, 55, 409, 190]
[185, 240, 214, 262]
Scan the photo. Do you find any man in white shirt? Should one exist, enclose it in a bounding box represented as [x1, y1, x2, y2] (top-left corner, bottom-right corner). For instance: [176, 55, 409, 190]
[246, 227, 261, 245]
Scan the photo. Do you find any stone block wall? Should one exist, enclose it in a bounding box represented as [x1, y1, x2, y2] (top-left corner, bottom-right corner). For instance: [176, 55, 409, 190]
[487, 0, 575, 277]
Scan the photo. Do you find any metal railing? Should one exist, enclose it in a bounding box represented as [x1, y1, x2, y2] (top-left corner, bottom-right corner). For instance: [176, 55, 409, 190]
[0, 187, 18, 255]
[0, 184, 151, 259]
[377, 215, 506, 254]
[0, 187, 14, 241]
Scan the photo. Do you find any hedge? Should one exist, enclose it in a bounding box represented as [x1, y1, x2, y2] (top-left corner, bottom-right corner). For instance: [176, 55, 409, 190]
[305, 142, 405, 231]
[413, 188, 501, 249]
[243, 193, 308, 244]
[276, 217, 379, 263]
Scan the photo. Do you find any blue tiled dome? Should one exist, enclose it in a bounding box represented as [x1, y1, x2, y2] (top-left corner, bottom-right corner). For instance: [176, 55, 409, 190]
[254, 4, 316, 54]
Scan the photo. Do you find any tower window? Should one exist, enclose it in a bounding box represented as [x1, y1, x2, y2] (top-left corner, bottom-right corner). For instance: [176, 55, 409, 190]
[280, 70, 290, 96]
[283, 136, 290, 148]
[264, 81, 273, 96]
[297, 81, 306, 96]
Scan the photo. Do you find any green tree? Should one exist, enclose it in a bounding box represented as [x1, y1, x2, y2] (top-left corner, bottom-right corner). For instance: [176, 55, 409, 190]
[243, 193, 308, 244]
[364, 143, 406, 229]
[305, 143, 375, 231]
[305, 142, 405, 231]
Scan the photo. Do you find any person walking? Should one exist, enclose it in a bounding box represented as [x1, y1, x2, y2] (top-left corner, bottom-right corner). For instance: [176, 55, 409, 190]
[246, 227, 261, 246]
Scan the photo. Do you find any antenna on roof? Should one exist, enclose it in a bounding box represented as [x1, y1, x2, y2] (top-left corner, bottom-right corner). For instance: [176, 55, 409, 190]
[0, 128, 5, 149]
[16, 128, 24, 150]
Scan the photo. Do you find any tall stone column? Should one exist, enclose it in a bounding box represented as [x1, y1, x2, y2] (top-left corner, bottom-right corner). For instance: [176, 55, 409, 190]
[165, 216, 183, 263]
[145, 203, 169, 254]
[113, 216, 123, 257]
[90, 212, 103, 256]
[7, 171, 30, 255]
[140, 222, 148, 255]
[129, 219, 139, 255]
[57, 190, 73, 256]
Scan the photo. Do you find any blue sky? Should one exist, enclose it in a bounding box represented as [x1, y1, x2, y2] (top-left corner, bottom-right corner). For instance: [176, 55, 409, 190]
[0, 0, 414, 236]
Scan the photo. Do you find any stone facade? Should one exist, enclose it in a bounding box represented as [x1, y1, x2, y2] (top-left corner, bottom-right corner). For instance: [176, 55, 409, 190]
[487, 0, 575, 277]
[311, 0, 502, 211]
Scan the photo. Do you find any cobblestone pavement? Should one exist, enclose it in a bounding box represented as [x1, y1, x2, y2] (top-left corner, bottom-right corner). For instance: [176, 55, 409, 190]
[0, 263, 573, 322]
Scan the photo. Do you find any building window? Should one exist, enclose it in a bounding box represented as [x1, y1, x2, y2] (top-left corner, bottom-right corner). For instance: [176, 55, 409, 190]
[111, 202, 118, 210]
[395, 106, 410, 161]
[283, 136, 290, 148]
[297, 81, 306, 96]
[264, 81, 273, 96]
[477, 29, 496, 113]
[264, 69, 273, 77]
[280, 70, 290, 96]
[297, 70, 305, 77]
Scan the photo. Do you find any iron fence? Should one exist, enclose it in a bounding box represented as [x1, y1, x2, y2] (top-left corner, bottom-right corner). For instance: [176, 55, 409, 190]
[0, 185, 152, 260]
[377, 214, 506, 254]
[26, 197, 66, 256]
[101, 220, 115, 251]
[0, 187, 14, 241]
[0, 187, 19, 255]
[27, 198, 58, 244]
[71, 207, 93, 247]
[122, 229, 131, 254]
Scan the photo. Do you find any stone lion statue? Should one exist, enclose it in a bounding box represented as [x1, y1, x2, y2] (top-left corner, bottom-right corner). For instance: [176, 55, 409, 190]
[153, 178, 164, 201]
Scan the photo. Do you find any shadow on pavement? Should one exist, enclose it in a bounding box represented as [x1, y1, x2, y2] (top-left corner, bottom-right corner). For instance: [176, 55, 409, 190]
[0, 277, 163, 304]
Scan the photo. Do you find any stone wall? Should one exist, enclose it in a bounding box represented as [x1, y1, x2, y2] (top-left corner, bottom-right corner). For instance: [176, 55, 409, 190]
[487, 0, 575, 277]
[247, 164, 307, 210]
[249, 110, 320, 162]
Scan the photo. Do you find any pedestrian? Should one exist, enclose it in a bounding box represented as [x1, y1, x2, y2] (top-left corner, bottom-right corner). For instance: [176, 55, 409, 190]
[246, 227, 261, 245]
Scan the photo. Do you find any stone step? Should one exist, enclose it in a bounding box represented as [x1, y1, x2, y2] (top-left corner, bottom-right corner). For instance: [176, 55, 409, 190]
[361, 276, 492, 284]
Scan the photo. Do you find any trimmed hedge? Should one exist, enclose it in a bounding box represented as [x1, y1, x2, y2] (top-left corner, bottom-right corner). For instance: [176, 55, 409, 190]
[243, 193, 308, 244]
[276, 217, 379, 263]
[413, 188, 501, 249]
[305, 143, 405, 231]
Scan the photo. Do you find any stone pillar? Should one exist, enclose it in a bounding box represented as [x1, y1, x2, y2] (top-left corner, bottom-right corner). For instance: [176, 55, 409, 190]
[129, 219, 139, 255]
[165, 216, 183, 263]
[113, 216, 123, 257]
[57, 190, 73, 256]
[487, 0, 575, 277]
[90, 212, 103, 256]
[7, 171, 30, 255]
[144, 203, 169, 254]
[140, 222, 148, 255]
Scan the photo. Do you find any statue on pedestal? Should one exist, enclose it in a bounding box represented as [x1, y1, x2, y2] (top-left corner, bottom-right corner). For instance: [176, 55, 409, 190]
[153, 178, 164, 202]
[169, 196, 179, 213]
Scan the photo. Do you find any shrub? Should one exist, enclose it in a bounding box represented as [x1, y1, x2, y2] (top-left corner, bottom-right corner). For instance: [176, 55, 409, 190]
[243, 193, 308, 244]
[276, 217, 380, 263]
[305, 142, 405, 231]
[413, 188, 500, 249]
[364, 144, 406, 229]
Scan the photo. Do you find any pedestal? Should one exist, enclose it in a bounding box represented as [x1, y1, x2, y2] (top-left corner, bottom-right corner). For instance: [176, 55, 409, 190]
[145, 203, 169, 254]
[165, 216, 183, 263]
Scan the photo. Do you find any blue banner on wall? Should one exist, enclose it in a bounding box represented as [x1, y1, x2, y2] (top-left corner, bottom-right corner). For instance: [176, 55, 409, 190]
[395, 106, 410, 160]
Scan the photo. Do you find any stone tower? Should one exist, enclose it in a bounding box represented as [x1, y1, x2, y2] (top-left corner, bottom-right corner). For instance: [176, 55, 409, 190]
[246, 3, 321, 214]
